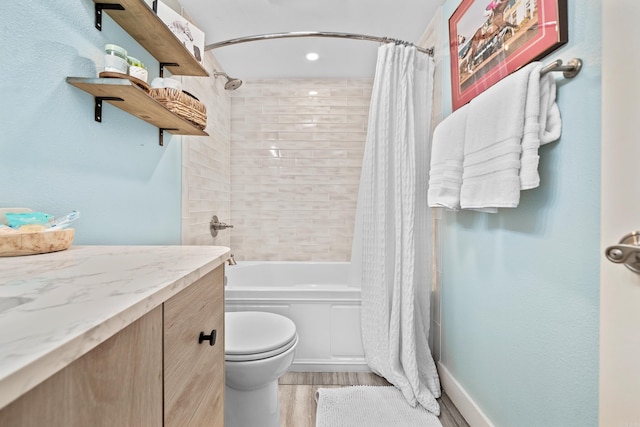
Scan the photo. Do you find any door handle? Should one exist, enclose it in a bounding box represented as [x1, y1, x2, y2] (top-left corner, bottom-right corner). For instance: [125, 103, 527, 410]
[605, 231, 640, 274]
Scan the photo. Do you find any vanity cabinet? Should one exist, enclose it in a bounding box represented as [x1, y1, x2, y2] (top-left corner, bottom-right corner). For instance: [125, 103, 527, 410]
[0, 307, 164, 426]
[164, 264, 225, 427]
[0, 265, 225, 427]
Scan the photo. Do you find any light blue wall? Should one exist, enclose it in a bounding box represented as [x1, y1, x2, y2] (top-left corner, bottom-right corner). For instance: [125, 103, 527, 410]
[439, 1, 601, 426]
[0, 1, 182, 244]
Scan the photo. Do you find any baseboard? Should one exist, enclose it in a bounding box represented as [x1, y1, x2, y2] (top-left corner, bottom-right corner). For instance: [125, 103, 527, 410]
[438, 362, 494, 427]
[290, 359, 370, 372]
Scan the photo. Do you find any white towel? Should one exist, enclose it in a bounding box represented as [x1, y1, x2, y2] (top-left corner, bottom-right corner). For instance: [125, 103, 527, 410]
[539, 74, 561, 145]
[427, 104, 468, 210]
[460, 63, 538, 209]
[520, 69, 561, 189]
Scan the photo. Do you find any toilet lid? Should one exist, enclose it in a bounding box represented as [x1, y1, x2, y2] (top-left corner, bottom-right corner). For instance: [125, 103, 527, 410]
[225, 311, 297, 358]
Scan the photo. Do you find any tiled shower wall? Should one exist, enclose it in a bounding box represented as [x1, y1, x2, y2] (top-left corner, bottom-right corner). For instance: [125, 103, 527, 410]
[181, 53, 232, 247]
[230, 79, 373, 261]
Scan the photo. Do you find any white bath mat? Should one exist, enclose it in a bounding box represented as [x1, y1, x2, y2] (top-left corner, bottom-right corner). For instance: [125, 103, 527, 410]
[315, 386, 442, 427]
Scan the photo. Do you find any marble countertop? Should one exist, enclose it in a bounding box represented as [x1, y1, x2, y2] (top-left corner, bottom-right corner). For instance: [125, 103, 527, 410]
[0, 245, 230, 410]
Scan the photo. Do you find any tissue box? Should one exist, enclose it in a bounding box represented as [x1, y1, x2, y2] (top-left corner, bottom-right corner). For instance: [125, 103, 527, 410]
[155, 1, 205, 65]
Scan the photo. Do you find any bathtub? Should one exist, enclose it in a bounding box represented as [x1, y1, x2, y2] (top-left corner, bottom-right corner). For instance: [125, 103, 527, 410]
[225, 261, 367, 372]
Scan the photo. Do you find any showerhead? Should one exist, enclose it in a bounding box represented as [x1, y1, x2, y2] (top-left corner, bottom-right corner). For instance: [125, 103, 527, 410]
[224, 77, 243, 91]
[213, 71, 243, 90]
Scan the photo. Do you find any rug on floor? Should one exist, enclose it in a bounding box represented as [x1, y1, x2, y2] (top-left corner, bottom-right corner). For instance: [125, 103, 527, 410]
[315, 386, 442, 427]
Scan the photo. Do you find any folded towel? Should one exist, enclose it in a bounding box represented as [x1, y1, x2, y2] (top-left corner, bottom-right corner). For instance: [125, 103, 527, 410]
[539, 75, 561, 144]
[520, 68, 561, 189]
[427, 104, 468, 210]
[460, 63, 541, 209]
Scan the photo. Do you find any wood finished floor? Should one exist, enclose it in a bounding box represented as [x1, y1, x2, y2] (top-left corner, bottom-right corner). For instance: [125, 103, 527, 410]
[278, 372, 470, 427]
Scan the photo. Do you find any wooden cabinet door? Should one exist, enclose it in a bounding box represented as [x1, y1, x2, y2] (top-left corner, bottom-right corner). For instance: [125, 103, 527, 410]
[0, 306, 163, 427]
[164, 265, 225, 427]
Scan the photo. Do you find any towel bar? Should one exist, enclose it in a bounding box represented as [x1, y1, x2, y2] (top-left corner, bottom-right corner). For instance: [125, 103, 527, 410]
[541, 58, 582, 78]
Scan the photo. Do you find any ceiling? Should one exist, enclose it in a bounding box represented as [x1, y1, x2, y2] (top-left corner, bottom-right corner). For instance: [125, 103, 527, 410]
[178, 0, 446, 79]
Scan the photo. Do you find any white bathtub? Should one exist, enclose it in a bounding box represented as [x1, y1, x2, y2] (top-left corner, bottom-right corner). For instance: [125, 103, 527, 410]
[225, 261, 367, 372]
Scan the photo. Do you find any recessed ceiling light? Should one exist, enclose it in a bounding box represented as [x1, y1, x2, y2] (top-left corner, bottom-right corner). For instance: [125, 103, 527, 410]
[306, 52, 319, 61]
[308, 90, 318, 96]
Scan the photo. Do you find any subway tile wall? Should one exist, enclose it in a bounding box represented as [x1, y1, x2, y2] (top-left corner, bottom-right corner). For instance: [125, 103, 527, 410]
[230, 79, 373, 261]
[181, 53, 232, 247]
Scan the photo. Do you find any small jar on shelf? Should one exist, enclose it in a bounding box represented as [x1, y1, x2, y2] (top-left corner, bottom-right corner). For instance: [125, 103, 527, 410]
[103, 44, 128, 74]
[127, 56, 148, 82]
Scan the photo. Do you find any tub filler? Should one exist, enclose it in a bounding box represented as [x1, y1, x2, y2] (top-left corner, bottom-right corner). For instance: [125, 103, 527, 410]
[225, 261, 367, 372]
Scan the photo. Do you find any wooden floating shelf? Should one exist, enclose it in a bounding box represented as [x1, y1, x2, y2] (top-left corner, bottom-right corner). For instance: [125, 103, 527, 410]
[67, 77, 208, 137]
[94, 0, 208, 77]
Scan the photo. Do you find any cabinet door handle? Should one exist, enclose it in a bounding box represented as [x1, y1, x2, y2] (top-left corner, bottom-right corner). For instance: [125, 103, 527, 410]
[198, 330, 217, 346]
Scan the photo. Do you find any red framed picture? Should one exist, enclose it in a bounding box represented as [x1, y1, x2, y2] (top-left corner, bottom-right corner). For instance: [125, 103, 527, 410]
[449, 0, 567, 110]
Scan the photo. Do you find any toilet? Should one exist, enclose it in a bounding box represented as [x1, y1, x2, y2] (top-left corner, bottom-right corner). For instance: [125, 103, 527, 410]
[224, 311, 298, 427]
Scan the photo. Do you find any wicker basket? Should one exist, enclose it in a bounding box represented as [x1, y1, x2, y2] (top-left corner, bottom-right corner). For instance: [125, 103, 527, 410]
[150, 88, 207, 130]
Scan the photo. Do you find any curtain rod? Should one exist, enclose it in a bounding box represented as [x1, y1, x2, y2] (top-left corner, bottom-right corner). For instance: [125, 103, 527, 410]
[204, 31, 434, 56]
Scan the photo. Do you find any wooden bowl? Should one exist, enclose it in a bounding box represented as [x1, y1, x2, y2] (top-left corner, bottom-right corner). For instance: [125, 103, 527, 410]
[0, 229, 75, 257]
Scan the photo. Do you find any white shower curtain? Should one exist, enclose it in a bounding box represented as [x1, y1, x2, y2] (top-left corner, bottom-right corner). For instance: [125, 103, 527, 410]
[351, 43, 441, 415]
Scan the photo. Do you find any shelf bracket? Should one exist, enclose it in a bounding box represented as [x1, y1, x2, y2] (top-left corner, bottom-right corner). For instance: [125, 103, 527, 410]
[159, 62, 180, 78]
[159, 128, 178, 146]
[95, 3, 125, 31]
[94, 96, 124, 122]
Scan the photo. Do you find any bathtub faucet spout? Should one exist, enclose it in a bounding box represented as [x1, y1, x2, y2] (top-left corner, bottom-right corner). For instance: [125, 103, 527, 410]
[227, 254, 237, 266]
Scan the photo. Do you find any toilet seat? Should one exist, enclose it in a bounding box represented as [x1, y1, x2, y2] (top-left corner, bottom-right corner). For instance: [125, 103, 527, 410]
[225, 334, 298, 362]
[225, 311, 297, 362]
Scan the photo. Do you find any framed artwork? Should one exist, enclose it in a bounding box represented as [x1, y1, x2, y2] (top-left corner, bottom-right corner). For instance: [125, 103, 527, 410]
[448, 0, 567, 110]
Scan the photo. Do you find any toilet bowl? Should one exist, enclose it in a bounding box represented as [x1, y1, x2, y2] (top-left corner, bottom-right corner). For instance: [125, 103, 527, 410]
[224, 311, 298, 427]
